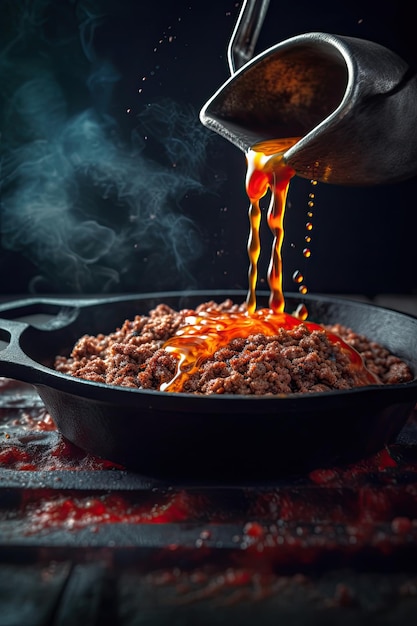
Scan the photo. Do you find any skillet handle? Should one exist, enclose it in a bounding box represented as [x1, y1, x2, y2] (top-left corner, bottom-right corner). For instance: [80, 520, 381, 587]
[0, 318, 40, 382]
[0, 299, 81, 383]
[0, 298, 81, 327]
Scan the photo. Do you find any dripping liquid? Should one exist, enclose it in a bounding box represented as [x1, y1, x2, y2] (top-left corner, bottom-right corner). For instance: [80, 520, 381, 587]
[245, 138, 299, 314]
[161, 138, 378, 392]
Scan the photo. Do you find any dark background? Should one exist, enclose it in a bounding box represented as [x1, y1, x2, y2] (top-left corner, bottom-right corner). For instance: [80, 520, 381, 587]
[1, 0, 416, 297]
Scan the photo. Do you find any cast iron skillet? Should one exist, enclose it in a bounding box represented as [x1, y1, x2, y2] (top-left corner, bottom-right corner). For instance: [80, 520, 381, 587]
[0, 290, 416, 482]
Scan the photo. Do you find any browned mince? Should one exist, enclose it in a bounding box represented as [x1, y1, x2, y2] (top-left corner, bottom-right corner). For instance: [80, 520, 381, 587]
[53, 300, 414, 395]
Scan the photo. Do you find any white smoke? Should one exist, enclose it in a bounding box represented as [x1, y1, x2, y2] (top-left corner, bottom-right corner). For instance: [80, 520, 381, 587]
[0, 0, 215, 293]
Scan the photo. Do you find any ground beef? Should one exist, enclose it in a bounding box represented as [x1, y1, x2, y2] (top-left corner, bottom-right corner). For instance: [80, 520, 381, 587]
[54, 300, 414, 395]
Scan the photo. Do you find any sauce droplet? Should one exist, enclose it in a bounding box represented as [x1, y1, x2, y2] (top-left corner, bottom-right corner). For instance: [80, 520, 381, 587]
[292, 270, 304, 284]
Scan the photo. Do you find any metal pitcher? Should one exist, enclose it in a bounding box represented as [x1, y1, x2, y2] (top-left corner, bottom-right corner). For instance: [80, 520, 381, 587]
[200, 3, 417, 186]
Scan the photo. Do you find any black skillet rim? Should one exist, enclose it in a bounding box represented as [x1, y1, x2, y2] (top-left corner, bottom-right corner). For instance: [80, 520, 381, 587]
[0, 289, 416, 413]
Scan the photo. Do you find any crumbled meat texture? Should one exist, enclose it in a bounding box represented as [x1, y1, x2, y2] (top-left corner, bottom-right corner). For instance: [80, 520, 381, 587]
[54, 300, 414, 395]
[325, 323, 413, 385]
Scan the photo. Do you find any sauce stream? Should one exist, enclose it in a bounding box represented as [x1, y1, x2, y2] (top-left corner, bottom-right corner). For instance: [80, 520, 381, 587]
[245, 138, 299, 314]
[161, 138, 378, 392]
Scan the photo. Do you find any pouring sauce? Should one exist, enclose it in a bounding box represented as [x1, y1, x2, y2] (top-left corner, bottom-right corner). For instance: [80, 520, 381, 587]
[161, 139, 379, 392]
[245, 138, 299, 314]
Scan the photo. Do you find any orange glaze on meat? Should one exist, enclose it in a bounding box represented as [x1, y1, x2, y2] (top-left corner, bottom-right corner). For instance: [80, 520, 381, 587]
[160, 307, 379, 392]
[161, 138, 378, 392]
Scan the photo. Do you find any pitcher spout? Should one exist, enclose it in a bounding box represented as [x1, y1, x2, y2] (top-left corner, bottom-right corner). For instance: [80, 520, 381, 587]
[200, 31, 417, 186]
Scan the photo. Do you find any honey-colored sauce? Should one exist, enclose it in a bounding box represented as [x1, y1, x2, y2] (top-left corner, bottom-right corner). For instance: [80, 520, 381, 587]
[245, 138, 299, 313]
[161, 138, 377, 392]
[162, 307, 329, 393]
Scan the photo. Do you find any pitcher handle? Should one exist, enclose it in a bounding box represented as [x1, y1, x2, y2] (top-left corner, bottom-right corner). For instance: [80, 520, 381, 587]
[227, 0, 270, 73]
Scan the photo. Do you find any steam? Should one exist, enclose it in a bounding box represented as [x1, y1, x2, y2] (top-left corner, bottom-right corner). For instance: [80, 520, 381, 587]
[0, 1, 214, 293]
